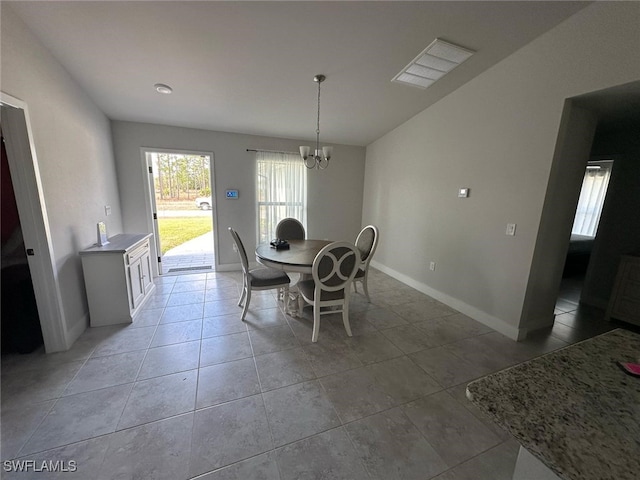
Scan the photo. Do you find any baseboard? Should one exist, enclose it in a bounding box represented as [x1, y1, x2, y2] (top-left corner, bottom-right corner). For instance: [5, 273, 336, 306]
[370, 260, 525, 341]
[214, 263, 237, 272]
[65, 312, 89, 351]
[216, 261, 268, 273]
[519, 315, 556, 337]
[578, 295, 608, 310]
[215, 262, 242, 272]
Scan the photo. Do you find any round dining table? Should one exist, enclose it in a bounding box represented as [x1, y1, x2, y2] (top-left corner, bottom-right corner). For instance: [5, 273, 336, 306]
[256, 239, 333, 316]
[255, 239, 332, 273]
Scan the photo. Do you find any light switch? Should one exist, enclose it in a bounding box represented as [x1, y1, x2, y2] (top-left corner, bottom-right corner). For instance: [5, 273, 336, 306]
[458, 188, 470, 198]
[105, 205, 112, 216]
[506, 223, 516, 236]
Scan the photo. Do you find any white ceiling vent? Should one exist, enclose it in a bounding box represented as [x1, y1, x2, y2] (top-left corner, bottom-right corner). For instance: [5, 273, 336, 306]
[392, 39, 475, 89]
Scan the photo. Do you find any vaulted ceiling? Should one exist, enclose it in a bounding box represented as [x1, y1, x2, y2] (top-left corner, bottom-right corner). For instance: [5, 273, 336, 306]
[8, 1, 591, 146]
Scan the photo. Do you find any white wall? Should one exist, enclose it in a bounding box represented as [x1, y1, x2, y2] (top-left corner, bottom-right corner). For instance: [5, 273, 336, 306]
[1, 6, 124, 346]
[363, 1, 640, 339]
[111, 121, 365, 272]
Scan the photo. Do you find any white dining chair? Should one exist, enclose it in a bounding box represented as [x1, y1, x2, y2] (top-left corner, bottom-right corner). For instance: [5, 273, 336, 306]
[353, 225, 379, 302]
[274, 217, 305, 302]
[275, 218, 305, 240]
[228, 227, 290, 320]
[297, 241, 360, 342]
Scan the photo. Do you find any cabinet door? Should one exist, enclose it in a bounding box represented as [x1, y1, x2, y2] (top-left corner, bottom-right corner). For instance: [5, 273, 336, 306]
[141, 251, 153, 294]
[128, 258, 145, 310]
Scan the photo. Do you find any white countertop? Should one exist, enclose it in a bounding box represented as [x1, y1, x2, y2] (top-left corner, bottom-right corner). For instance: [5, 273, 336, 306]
[79, 233, 152, 255]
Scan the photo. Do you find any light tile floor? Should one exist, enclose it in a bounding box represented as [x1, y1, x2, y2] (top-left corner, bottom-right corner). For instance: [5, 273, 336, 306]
[0, 269, 622, 479]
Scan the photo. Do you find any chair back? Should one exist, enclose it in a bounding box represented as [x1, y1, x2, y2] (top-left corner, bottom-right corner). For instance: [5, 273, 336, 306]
[228, 227, 249, 274]
[355, 225, 379, 264]
[312, 241, 360, 294]
[275, 218, 305, 240]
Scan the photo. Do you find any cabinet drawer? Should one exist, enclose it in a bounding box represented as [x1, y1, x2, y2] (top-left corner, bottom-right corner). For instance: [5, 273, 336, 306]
[127, 240, 150, 265]
[611, 298, 640, 324]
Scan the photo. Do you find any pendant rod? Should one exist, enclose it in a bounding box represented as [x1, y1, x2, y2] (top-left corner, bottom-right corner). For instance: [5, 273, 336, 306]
[246, 149, 299, 155]
[316, 77, 321, 155]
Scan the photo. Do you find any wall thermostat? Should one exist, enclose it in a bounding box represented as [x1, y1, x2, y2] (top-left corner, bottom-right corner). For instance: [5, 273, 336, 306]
[226, 189, 239, 199]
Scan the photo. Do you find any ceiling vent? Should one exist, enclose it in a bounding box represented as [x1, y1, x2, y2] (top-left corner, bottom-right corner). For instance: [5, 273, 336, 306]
[392, 38, 475, 89]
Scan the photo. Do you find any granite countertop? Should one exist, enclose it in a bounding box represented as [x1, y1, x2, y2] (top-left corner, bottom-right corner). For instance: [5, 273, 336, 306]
[79, 233, 152, 255]
[467, 329, 640, 480]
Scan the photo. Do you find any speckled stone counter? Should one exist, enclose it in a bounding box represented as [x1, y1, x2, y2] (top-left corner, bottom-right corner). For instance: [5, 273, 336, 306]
[467, 329, 640, 480]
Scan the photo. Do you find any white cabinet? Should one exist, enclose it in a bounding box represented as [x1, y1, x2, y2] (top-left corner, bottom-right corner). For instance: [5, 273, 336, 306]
[80, 233, 156, 327]
[606, 254, 640, 326]
[126, 239, 153, 310]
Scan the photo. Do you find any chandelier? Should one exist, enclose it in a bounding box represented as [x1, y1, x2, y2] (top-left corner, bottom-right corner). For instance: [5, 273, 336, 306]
[299, 74, 333, 169]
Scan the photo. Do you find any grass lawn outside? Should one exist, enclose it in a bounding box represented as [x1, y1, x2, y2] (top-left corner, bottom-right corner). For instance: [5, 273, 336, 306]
[155, 198, 202, 211]
[158, 217, 212, 254]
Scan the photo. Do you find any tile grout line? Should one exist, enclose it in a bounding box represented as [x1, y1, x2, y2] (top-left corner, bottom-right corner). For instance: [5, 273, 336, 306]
[3, 269, 612, 477]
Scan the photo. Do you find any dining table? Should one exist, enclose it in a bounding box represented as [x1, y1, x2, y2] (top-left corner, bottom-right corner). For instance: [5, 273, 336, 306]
[255, 239, 333, 315]
[255, 239, 332, 274]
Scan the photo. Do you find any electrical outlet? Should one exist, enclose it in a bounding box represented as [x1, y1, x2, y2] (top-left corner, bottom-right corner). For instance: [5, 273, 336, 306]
[506, 223, 517, 236]
[429, 261, 436, 271]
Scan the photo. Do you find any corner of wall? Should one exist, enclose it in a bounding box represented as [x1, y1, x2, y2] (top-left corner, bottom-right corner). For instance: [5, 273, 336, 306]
[65, 312, 89, 351]
[520, 102, 598, 332]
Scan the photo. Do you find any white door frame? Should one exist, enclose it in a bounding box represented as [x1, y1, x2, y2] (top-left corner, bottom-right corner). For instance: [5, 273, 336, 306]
[1, 92, 68, 352]
[140, 147, 218, 275]
[145, 153, 163, 275]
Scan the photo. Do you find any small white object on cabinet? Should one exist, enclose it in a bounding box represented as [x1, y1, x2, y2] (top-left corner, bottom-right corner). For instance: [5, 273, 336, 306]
[80, 233, 155, 326]
[96, 221, 109, 246]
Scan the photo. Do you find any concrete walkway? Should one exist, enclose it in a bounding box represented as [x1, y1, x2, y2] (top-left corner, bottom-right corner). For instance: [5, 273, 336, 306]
[162, 231, 214, 274]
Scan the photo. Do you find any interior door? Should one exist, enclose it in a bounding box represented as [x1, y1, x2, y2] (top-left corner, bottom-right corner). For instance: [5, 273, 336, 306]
[1, 130, 43, 353]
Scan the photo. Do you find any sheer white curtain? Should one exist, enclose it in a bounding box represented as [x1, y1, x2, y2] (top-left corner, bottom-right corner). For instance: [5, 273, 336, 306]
[571, 161, 613, 237]
[256, 151, 307, 244]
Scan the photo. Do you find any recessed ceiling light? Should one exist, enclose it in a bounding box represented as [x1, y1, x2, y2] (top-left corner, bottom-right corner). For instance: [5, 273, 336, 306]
[154, 83, 173, 94]
[392, 38, 475, 90]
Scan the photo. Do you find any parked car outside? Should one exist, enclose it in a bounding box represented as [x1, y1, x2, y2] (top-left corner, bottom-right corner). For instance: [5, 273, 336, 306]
[194, 196, 212, 210]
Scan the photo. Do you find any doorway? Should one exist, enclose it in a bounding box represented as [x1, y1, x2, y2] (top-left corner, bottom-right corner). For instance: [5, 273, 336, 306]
[144, 149, 215, 275]
[550, 84, 640, 342]
[558, 159, 613, 308]
[1, 93, 67, 353]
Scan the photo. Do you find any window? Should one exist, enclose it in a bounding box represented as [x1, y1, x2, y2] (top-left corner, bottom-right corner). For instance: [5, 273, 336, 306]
[256, 151, 307, 244]
[571, 160, 613, 237]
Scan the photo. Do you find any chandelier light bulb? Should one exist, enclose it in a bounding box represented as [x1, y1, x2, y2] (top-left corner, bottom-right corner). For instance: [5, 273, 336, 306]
[154, 83, 173, 94]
